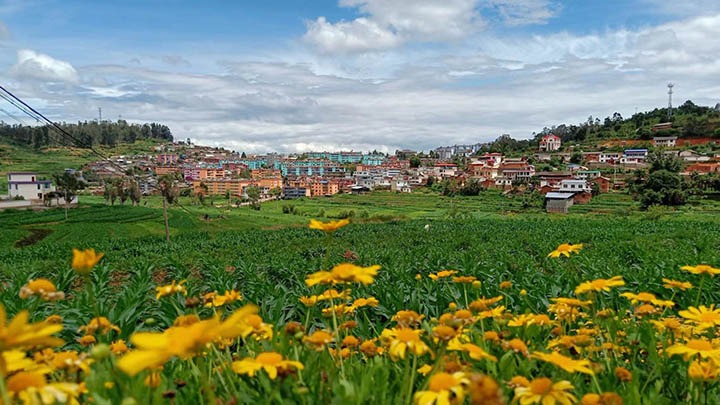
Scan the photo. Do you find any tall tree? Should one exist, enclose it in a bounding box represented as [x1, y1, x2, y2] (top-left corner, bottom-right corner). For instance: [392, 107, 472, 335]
[158, 173, 180, 242]
[53, 172, 85, 219]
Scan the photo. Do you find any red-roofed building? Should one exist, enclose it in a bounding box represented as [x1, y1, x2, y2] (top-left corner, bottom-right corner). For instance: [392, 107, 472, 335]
[539, 134, 561, 151]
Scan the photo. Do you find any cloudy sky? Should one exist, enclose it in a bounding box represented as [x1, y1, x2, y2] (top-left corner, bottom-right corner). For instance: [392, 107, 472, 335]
[1, 0, 719, 153]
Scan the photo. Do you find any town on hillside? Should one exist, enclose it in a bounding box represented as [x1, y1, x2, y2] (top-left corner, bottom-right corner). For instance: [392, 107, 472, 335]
[3, 116, 720, 214]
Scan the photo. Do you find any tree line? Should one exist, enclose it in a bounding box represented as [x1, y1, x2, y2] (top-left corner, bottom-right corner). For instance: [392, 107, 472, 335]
[0, 120, 173, 149]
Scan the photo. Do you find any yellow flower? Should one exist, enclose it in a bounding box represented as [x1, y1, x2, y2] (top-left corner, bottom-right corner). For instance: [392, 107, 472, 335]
[499, 281, 512, 290]
[448, 341, 497, 362]
[78, 317, 121, 335]
[232, 352, 304, 380]
[514, 377, 576, 405]
[428, 270, 458, 281]
[0, 305, 63, 352]
[688, 360, 720, 382]
[71, 248, 104, 275]
[381, 328, 431, 360]
[678, 305, 720, 328]
[118, 304, 258, 376]
[532, 351, 595, 375]
[317, 289, 352, 302]
[155, 280, 187, 300]
[508, 314, 553, 328]
[681, 264, 720, 276]
[620, 292, 674, 308]
[144, 369, 162, 387]
[418, 364, 433, 376]
[580, 392, 623, 405]
[453, 276, 477, 284]
[19, 279, 65, 301]
[77, 335, 96, 346]
[551, 298, 592, 307]
[305, 263, 381, 287]
[308, 218, 350, 232]
[615, 367, 632, 383]
[173, 314, 201, 327]
[469, 296, 504, 312]
[574, 276, 625, 296]
[502, 338, 529, 357]
[547, 243, 583, 258]
[303, 330, 334, 351]
[7, 371, 82, 404]
[204, 290, 242, 307]
[666, 339, 720, 363]
[110, 339, 129, 355]
[393, 310, 425, 327]
[432, 325, 458, 342]
[414, 372, 468, 405]
[299, 295, 318, 307]
[350, 297, 379, 311]
[662, 278, 693, 290]
[359, 339, 383, 357]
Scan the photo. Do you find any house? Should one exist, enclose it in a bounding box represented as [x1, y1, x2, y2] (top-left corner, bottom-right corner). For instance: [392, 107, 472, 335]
[7, 172, 55, 201]
[534, 171, 572, 188]
[433, 163, 458, 178]
[651, 122, 673, 132]
[592, 176, 612, 193]
[652, 136, 677, 148]
[391, 179, 412, 193]
[283, 187, 310, 199]
[539, 134, 562, 152]
[545, 192, 574, 214]
[499, 161, 535, 182]
[599, 152, 622, 164]
[622, 149, 648, 164]
[559, 179, 592, 194]
[678, 150, 711, 163]
[575, 170, 601, 180]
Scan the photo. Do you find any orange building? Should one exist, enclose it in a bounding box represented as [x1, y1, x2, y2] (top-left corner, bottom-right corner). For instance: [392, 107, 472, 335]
[192, 179, 253, 196]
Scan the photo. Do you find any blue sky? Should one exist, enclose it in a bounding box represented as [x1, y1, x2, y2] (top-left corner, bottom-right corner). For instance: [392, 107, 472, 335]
[1, 0, 720, 153]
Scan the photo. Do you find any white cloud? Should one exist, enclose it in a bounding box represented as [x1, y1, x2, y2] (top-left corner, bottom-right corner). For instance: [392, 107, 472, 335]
[304, 17, 402, 53]
[304, 0, 557, 53]
[3, 10, 720, 154]
[487, 0, 559, 26]
[10, 49, 79, 83]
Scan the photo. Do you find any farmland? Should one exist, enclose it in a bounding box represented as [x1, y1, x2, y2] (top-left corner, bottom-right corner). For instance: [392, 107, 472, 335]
[2, 193, 720, 404]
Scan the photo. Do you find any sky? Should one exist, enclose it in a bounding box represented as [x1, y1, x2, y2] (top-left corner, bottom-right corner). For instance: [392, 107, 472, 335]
[1, 0, 720, 154]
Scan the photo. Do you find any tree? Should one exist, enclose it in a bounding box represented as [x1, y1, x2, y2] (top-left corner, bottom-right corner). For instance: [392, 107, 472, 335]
[158, 173, 180, 242]
[128, 180, 142, 206]
[53, 172, 85, 219]
[245, 186, 261, 210]
[409, 156, 421, 168]
[630, 152, 686, 209]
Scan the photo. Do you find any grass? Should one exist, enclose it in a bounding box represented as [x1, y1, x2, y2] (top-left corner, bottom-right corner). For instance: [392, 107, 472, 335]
[3, 191, 720, 403]
[0, 139, 162, 193]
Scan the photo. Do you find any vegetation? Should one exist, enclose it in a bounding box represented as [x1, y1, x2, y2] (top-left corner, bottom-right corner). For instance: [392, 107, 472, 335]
[0, 120, 172, 150]
[2, 205, 720, 403]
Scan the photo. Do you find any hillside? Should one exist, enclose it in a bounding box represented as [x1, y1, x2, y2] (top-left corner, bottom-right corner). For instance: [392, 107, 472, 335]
[0, 139, 165, 193]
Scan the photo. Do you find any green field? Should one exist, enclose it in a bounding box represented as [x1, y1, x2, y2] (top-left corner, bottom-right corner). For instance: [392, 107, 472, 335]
[2, 192, 720, 403]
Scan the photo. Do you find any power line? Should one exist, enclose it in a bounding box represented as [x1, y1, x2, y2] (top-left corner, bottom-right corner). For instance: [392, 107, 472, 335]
[0, 85, 198, 217]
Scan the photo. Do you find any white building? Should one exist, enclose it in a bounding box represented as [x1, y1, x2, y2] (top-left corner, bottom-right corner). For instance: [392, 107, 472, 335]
[539, 134, 561, 151]
[559, 179, 592, 193]
[7, 172, 55, 201]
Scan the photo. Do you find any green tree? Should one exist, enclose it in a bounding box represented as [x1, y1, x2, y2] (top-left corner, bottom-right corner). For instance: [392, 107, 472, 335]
[245, 186, 261, 210]
[53, 172, 85, 219]
[158, 173, 180, 242]
[631, 152, 686, 209]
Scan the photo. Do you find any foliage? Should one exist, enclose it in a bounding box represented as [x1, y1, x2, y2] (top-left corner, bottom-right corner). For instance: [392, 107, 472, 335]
[0, 120, 172, 149]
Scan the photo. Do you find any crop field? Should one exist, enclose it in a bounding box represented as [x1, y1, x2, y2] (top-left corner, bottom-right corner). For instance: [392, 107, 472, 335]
[2, 194, 720, 404]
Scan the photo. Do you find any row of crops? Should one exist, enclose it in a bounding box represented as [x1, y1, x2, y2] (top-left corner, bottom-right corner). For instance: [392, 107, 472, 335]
[2, 213, 720, 403]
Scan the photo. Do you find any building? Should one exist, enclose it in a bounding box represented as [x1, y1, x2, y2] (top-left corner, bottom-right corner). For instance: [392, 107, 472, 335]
[559, 179, 592, 193]
[539, 134, 561, 151]
[282, 187, 310, 199]
[7, 172, 55, 200]
[652, 136, 677, 148]
[499, 161, 535, 182]
[534, 172, 572, 187]
[545, 192, 574, 214]
[622, 149, 648, 164]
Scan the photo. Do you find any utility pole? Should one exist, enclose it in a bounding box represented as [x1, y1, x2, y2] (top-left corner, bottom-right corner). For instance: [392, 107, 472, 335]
[667, 83, 674, 121]
[98, 107, 102, 122]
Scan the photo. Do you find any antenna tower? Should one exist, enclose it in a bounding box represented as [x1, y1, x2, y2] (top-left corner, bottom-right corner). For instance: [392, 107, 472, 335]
[667, 83, 674, 120]
[98, 107, 102, 122]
